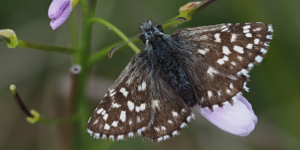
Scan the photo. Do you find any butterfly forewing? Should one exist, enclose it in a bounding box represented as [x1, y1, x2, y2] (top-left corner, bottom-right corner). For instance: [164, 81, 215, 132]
[171, 23, 273, 109]
[172, 23, 273, 74]
[87, 53, 152, 141]
[87, 52, 193, 141]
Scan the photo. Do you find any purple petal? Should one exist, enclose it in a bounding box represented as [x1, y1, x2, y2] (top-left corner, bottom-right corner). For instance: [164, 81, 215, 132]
[48, 0, 71, 30]
[196, 94, 257, 136]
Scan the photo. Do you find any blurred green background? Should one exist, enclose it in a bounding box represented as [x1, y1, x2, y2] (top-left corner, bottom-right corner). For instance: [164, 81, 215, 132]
[1, 0, 300, 150]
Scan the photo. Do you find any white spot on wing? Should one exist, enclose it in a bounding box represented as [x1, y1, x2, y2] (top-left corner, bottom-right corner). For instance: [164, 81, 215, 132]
[268, 24, 274, 32]
[243, 82, 249, 92]
[103, 114, 108, 121]
[221, 27, 229, 32]
[245, 33, 252, 38]
[163, 135, 170, 140]
[226, 89, 231, 94]
[109, 90, 116, 97]
[104, 123, 110, 130]
[237, 56, 243, 61]
[138, 81, 147, 91]
[198, 48, 210, 55]
[255, 55, 263, 63]
[207, 66, 219, 77]
[135, 106, 141, 112]
[97, 108, 104, 114]
[230, 83, 234, 89]
[254, 38, 260, 45]
[253, 27, 261, 32]
[243, 29, 250, 33]
[111, 121, 118, 127]
[231, 34, 237, 42]
[168, 120, 173, 124]
[231, 61, 236, 66]
[248, 63, 254, 69]
[246, 44, 253, 49]
[94, 133, 100, 139]
[233, 46, 244, 54]
[112, 102, 121, 108]
[127, 101, 135, 111]
[117, 135, 124, 141]
[128, 132, 134, 138]
[172, 131, 179, 136]
[187, 115, 192, 122]
[214, 33, 221, 42]
[126, 77, 134, 85]
[180, 122, 187, 128]
[222, 46, 231, 55]
[237, 69, 250, 77]
[151, 100, 160, 109]
[140, 103, 146, 111]
[137, 116, 141, 123]
[157, 137, 164, 142]
[172, 111, 178, 117]
[120, 111, 126, 122]
[93, 119, 99, 124]
[101, 110, 106, 115]
[217, 56, 229, 65]
[154, 127, 160, 132]
[261, 48, 268, 54]
[243, 25, 251, 30]
[208, 91, 213, 98]
[87, 129, 93, 135]
[120, 87, 129, 97]
[267, 35, 273, 39]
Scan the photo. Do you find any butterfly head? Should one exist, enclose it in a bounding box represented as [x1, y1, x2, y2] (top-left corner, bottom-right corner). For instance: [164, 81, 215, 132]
[139, 20, 164, 44]
[108, 17, 187, 58]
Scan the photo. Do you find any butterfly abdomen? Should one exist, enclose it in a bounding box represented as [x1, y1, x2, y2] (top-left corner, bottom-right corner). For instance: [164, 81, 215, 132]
[150, 36, 197, 107]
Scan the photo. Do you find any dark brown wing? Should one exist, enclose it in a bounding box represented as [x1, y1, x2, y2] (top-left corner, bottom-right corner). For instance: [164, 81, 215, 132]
[87, 51, 194, 142]
[171, 23, 273, 109]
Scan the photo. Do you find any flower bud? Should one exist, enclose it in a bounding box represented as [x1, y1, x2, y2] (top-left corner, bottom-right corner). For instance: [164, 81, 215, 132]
[0, 29, 18, 48]
[48, 0, 79, 30]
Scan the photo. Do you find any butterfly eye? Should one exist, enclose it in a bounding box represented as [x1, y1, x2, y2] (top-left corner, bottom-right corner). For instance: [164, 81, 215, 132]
[156, 25, 164, 33]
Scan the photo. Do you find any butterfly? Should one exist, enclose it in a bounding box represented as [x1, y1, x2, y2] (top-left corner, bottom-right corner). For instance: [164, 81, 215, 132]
[87, 17, 273, 142]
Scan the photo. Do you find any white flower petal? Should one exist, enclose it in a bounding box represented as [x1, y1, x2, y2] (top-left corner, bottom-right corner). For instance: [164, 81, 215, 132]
[196, 95, 257, 136]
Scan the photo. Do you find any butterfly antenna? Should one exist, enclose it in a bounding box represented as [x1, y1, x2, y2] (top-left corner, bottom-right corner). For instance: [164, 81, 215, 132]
[109, 34, 142, 58]
[159, 17, 188, 26]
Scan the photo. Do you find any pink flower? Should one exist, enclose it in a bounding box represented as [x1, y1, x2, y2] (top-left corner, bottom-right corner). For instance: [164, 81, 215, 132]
[48, 0, 72, 30]
[196, 94, 257, 136]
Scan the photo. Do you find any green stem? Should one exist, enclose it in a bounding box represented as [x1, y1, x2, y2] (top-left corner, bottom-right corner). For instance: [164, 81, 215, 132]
[90, 17, 140, 54]
[69, 10, 80, 63]
[80, 0, 88, 14]
[17, 40, 76, 54]
[72, 0, 98, 150]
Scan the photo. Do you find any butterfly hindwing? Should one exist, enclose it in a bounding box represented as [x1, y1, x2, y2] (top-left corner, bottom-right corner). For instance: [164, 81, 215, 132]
[140, 68, 194, 142]
[171, 23, 273, 108]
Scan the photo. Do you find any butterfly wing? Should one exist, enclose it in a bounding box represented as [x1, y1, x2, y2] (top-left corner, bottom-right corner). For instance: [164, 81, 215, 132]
[87, 51, 193, 142]
[171, 23, 273, 108]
